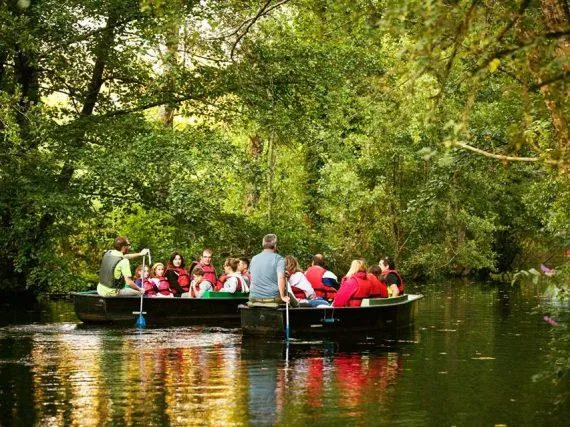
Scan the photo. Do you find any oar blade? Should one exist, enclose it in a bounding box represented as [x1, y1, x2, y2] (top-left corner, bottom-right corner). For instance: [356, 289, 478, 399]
[135, 314, 146, 328]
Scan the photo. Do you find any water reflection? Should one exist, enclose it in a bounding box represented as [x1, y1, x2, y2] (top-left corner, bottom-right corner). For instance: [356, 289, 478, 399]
[0, 282, 567, 426]
[240, 338, 404, 424]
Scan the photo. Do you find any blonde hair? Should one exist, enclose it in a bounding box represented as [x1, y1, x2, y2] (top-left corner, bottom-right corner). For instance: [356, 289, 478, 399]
[150, 263, 164, 277]
[345, 259, 368, 279]
[285, 255, 302, 274]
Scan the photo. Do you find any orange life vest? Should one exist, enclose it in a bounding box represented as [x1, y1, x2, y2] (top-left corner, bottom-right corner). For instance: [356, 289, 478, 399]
[306, 265, 337, 300]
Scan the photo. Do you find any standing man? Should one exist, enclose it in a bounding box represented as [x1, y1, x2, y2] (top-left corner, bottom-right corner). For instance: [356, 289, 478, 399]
[249, 234, 289, 304]
[97, 236, 148, 297]
[196, 248, 217, 284]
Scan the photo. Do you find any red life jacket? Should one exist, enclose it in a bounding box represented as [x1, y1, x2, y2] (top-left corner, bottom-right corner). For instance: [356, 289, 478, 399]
[143, 279, 157, 296]
[381, 269, 405, 294]
[215, 274, 228, 292]
[348, 273, 372, 307]
[216, 274, 246, 292]
[306, 266, 337, 300]
[154, 276, 172, 296]
[198, 263, 216, 284]
[167, 266, 191, 293]
[290, 285, 306, 299]
[367, 273, 388, 298]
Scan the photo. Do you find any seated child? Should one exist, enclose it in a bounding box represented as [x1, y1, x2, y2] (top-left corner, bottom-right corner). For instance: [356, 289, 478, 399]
[150, 263, 174, 298]
[182, 267, 213, 298]
[134, 264, 157, 297]
[217, 258, 249, 293]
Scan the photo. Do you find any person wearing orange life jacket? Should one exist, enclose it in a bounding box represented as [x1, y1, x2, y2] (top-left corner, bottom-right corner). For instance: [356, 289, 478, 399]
[165, 251, 191, 297]
[368, 265, 389, 298]
[134, 264, 158, 297]
[182, 267, 213, 298]
[286, 255, 330, 307]
[193, 248, 217, 284]
[285, 255, 316, 300]
[332, 259, 372, 307]
[305, 254, 339, 301]
[150, 263, 174, 297]
[378, 256, 405, 296]
[217, 258, 249, 293]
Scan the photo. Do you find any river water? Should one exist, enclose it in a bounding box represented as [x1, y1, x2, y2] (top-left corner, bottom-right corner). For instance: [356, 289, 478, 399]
[0, 281, 567, 426]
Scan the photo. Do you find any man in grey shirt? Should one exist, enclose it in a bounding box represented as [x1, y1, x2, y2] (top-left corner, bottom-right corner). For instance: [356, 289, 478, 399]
[249, 234, 290, 304]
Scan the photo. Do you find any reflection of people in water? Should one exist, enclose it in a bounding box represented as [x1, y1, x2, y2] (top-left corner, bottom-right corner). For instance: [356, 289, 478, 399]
[242, 338, 284, 425]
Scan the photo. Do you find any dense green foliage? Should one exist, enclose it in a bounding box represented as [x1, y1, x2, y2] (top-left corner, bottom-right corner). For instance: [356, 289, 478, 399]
[0, 0, 568, 294]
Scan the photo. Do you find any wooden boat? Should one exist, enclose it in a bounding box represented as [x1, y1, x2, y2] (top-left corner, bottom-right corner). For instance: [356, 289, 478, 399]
[240, 294, 423, 337]
[72, 290, 249, 325]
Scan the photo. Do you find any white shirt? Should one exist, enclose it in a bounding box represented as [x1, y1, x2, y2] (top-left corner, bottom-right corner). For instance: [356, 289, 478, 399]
[287, 271, 316, 299]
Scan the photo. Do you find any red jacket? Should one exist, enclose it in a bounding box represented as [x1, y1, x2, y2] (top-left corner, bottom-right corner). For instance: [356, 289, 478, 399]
[332, 272, 371, 307]
[368, 273, 389, 298]
[306, 265, 337, 300]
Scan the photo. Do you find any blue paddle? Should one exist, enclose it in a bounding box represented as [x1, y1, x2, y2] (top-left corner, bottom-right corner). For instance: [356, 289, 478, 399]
[134, 251, 149, 328]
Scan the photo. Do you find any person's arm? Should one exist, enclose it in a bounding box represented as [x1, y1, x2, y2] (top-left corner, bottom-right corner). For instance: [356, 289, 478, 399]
[125, 276, 144, 295]
[386, 272, 401, 297]
[123, 248, 149, 260]
[166, 270, 184, 296]
[278, 272, 289, 303]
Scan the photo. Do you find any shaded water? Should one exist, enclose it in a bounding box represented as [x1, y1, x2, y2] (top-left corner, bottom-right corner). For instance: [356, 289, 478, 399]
[0, 282, 567, 426]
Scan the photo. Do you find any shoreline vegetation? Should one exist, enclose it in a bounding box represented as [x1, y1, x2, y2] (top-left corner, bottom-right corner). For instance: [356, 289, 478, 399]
[0, 1, 568, 299]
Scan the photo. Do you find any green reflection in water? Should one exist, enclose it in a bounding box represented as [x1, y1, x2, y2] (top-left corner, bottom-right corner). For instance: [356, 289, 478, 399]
[0, 281, 567, 426]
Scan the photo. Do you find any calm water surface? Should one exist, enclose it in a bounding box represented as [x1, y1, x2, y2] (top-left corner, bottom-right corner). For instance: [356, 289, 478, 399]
[0, 282, 567, 426]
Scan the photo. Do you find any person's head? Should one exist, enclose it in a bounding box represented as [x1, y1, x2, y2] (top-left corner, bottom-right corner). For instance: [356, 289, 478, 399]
[285, 255, 302, 274]
[379, 256, 395, 272]
[369, 265, 382, 279]
[262, 234, 278, 250]
[238, 257, 250, 273]
[200, 248, 213, 265]
[169, 251, 185, 269]
[346, 259, 368, 278]
[114, 236, 131, 253]
[151, 263, 165, 277]
[135, 264, 149, 280]
[192, 266, 205, 283]
[224, 257, 239, 273]
[312, 254, 326, 267]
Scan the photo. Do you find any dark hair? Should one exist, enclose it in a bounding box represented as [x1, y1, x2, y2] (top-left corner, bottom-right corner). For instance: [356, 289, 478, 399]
[369, 265, 382, 278]
[379, 256, 395, 270]
[168, 251, 185, 269]
[114, 236, 129, 251]
[239, 257, 250, 268]
[312, 254, 326, 267]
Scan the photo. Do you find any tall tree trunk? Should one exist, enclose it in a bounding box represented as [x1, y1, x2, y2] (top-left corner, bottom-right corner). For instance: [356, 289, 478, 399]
[159, 21, 180, 128]
[245, 134, 263, 213]
[267, 133, 276, 224]
[303, 143, 323, 232]
[35, 8, 118, 243]
[537, 0, 570, 166]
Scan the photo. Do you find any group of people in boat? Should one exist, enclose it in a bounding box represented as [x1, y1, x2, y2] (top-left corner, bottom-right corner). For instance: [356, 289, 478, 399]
[97, 234, 404, 308]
